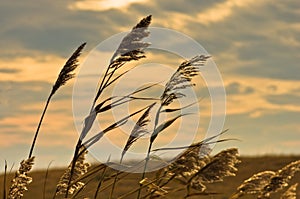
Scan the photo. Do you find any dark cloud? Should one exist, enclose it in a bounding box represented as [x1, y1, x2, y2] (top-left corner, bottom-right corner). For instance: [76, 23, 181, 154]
[0, 0, 130, 57]
[265, 1, 300, 23]
[153, 0, 223, 13]
[267, 85, 278, 93]
[130, 0, 223, 17]
[266, 94, 300, 106]
[225, 2, 300, 80]
[249, 110, 300, 125]
[181, 1, 300, 80]
[0, 80, 72, 119]
[226, 82, 254, 95]
[0, 68, 20, 74]
[0, 80, 49, 118]
[1, 0, 298, 81]
[233, 39, 300, 80]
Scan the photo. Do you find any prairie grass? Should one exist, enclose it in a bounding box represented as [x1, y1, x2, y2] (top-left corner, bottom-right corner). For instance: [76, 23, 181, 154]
[2, 157, 300, 198]
[1, 15, 300, 199]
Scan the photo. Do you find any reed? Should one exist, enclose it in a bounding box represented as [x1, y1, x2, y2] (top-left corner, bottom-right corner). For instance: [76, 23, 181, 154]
[28, 43, 86, 159]
[3, 15, 300, 199]
[8, 157, 34, 199]
[232, 160, 300, 198]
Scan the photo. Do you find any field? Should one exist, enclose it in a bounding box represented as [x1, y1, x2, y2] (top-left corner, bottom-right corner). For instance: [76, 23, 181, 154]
[1, 156, 300, 198]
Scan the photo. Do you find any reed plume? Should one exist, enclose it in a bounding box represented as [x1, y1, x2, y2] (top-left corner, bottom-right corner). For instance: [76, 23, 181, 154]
[8, 157, 35, 199]
[136, 147, 239, 199]
[51, 43, 86, 95]
[28, 42, 86, 159]
[55, 148, 90, 196]
[186, 148, 240, 195]
[109, 103, 155, 199]
[139, 178, 168, 197]
[150, 55, 211, 153]
[195, 148, 240, 183]
[280, 183, 298, 199]
[260, 160, 300, 198]
[121, 102, 156, 162]
[107, 103, 156, 199]
[110, 15, 151, 64]
[231, 171, 275, 198]
[94, 15, 152, 105]
[137, 55, 211, 199]
[232, 160, 300, 198]
[166, 143, 211, 179]
[65, 16, 152, 198]
[161, 55, 210, 106]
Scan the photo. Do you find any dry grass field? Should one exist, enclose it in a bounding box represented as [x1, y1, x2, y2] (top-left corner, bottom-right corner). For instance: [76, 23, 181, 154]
[1, 156, 300, 199]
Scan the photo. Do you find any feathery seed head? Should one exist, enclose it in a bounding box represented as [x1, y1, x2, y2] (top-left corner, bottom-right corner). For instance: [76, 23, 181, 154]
[260, 160, 300, 198]
[280, 183, 298, 199]
[110, 15, 152, 64]
[166, 144, 210, 179]
[8, 157, 35, 199]
[56, 149, 90, 195]
[233, 160, 300, 199]
[139, 178, 168, 197]
[232, 171, 275, 198]
[161, 55, 210, 106]
[121, 103, 155, 161]
[52, 42, 86, 95]
[193, 148, 240, 184]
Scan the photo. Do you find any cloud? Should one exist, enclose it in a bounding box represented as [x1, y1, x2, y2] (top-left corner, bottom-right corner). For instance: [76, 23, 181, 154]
[69, 0, 148, 11]
[0, 68, 20, 74]
[176, 0, 300, 80]
[223, 76, 300, 117]
[214, 110, 300, 155]
[0, 55, 70, 82]
[0, 80, 73, 119]
[1, 0, 298, 83]
[195, 0, 262, 25]
[0, 0, 118, 57]
[226, 82, 254, 95]
[0, 94, 76, 146]
[266, 94, 300, 106]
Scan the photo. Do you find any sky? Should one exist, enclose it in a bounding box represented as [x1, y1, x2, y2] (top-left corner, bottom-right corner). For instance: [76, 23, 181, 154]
[0, 0, 300, 169]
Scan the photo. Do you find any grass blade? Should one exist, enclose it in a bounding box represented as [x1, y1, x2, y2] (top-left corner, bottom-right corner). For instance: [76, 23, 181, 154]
[82, 105, 152, 150]
[94, 156, 110, 199]
[150, 113, 191, 143]
[43, 161, 53, 199]
[121, 102, 156, 162]
[3, 160, 7, 199]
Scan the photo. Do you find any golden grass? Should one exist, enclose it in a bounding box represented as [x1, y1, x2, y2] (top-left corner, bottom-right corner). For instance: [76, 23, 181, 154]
[1, 156, 300, 198]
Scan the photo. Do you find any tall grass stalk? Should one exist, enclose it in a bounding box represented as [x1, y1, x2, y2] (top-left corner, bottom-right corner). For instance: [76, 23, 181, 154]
[43, 161, 53, 199]
[94, 164, 109, 199]
[137, 55, 210, 199]
[2, 161, 7, 199]
[109, 103, 155, 199]
[28, 43, 86, 159]
[65, 15, 152, 198]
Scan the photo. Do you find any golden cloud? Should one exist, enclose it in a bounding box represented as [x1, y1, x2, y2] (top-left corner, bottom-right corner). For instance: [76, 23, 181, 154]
[68, 0, 148, 11]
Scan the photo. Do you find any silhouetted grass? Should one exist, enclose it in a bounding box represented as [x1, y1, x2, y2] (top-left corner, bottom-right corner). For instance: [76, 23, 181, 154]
[2, 15, 300, 199]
